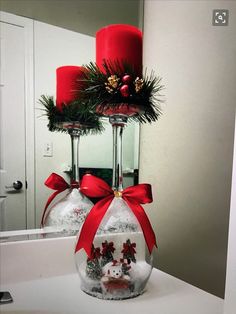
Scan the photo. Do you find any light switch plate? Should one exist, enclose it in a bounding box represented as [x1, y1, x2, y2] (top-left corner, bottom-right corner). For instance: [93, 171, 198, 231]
[43, 142, 53, 157]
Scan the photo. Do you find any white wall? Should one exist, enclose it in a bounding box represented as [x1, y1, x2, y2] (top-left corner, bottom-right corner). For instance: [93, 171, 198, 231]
[34, 21, 137, 226]
[0, 0, 140, 36]
[140, 0, 236, 297]
[224, 115, 236, 313]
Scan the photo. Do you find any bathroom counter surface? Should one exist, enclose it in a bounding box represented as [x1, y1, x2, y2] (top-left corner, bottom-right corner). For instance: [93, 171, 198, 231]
[1, 268, 223, 314]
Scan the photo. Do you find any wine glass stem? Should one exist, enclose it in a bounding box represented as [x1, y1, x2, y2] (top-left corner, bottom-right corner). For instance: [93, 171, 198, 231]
[110, 116, 127, 191]
[69, 129, 81, 184]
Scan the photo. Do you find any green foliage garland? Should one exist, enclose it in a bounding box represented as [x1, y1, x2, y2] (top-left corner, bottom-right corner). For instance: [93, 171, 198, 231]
[78, 60, 163, 123]
[39, 95, 103, 135]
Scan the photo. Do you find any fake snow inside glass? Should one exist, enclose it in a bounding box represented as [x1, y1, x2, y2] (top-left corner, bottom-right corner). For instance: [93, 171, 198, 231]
[44, 188, 93, 235]
[42, 128, 93, 235]
[75, 196, 153, 299]
[75, 114, 156, 299]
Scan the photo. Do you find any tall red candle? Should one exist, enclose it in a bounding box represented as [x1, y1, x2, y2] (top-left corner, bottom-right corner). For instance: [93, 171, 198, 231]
[56, 66, 86, 110]
[96, 24, 142, 76]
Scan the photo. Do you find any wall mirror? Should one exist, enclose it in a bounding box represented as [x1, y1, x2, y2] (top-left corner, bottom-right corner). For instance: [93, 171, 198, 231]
[0, 0, 143, 233]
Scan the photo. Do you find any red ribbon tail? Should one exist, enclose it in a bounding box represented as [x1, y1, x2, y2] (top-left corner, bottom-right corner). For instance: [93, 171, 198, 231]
[41, 190, 64, 227]
[124, 197, 157, 254]
[75, 195, 113, 257]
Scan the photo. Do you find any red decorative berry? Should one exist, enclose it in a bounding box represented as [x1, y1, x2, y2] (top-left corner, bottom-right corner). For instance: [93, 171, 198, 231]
[120, 84, 130, 97]
[122, 74, 132, 84]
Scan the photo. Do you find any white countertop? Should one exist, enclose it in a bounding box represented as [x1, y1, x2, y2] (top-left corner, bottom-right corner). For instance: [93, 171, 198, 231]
[0, 235, 224, 314]
[1, 268, 223, 314]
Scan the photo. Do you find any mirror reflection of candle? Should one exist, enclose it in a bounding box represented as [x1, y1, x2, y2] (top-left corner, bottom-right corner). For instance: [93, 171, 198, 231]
[56, 65, 86, 110]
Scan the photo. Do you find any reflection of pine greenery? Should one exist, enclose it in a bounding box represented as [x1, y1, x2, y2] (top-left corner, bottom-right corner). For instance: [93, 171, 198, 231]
[101, 241, 115, 267]
[122, 239, 137, 263]
[86, 245, 102, 280]
[38, 95, 103, 135]
[86, 259, 102, 280]
[121, 263, 131, 276]
[97, 222, 138, 235]
[101, 256, 112, 268]
[79, 60, 163, 124]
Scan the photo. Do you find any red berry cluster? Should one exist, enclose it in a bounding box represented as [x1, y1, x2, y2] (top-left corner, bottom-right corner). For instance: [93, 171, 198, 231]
[120, 74, 132, 97]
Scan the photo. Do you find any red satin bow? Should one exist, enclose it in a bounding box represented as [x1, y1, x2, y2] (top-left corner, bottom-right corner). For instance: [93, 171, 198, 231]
[75, 174, 157, 257]
[41, 173, 79, 226]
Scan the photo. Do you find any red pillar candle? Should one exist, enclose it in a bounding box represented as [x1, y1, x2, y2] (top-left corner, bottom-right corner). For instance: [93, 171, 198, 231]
[96, 24, 142, 76]
[56, 66, 86, 110]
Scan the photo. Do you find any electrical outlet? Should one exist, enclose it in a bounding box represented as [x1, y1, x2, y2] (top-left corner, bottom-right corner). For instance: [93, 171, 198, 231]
[43, 142, 53, 157]
[213, 9, 229, 26]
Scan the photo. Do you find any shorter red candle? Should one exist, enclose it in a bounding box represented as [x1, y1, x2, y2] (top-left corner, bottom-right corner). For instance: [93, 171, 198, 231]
[96, 24, 142, 76]
[56, 66, 86, 110]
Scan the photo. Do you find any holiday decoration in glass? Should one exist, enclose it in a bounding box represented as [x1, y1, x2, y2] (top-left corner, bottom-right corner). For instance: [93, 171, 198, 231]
[40, 129, 93, 235]
[75, 116, 157, 299]
[78, 25, 163, 122]
[74, 23, 162, 300]
[40, 66, 103, 235]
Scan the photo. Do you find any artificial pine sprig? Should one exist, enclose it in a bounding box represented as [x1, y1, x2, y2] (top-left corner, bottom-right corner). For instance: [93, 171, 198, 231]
[78, 60, 163, 123]
[39, 95, 103, 135]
